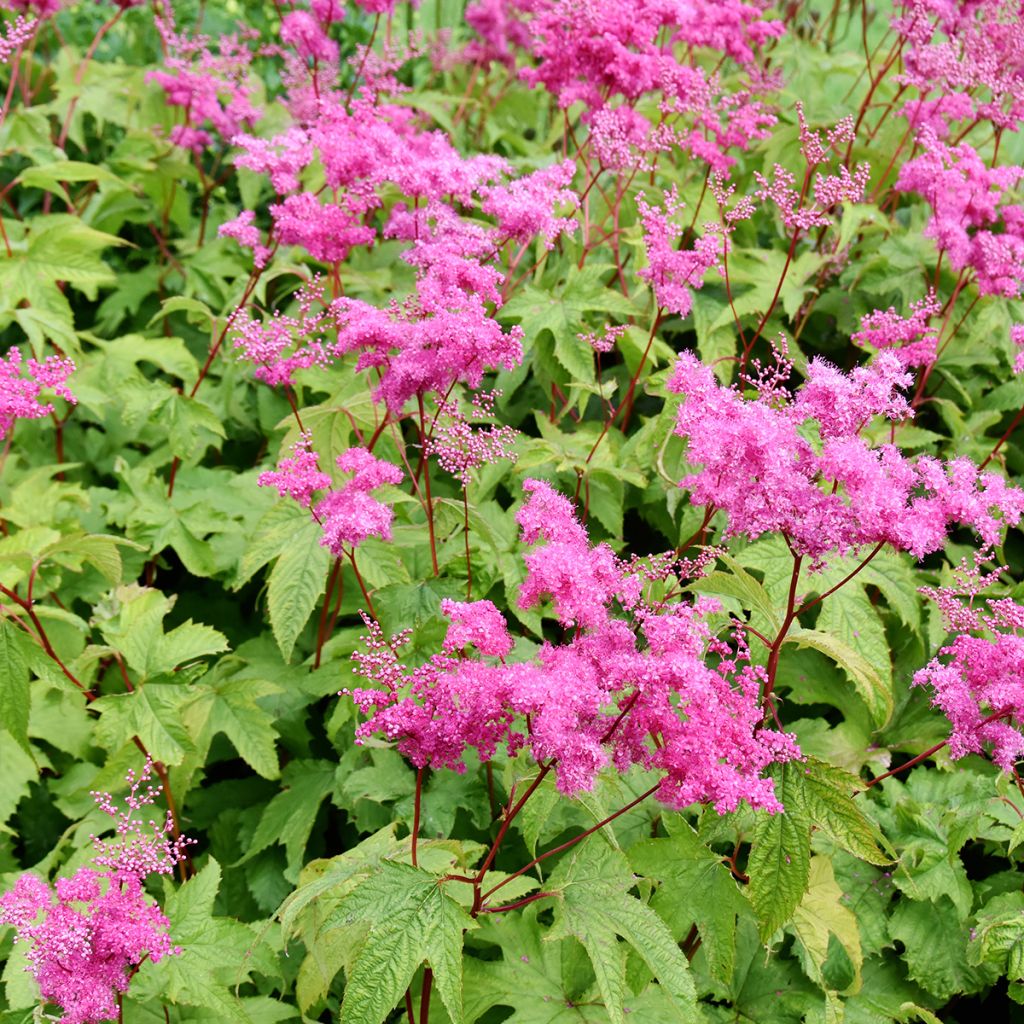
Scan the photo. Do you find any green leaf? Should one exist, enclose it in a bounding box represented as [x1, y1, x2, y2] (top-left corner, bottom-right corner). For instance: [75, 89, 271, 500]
[324, 861, 474, 1024]
[241, 759, 336, 882]
[746, 762, 812, 942]
[888, 896, 995, 1001]
[629, 818, 749, 984]
[267, 519, 331, 662]
[0, 620, 32, 756]
[17, 160, 127, 195]
[97, 583, 228, 679]
[797, 758, 890, 866]
[134, 859, 265, 1022]
[690, 553, 781, 635]
[790, 856, 863, 995]
[785, 627, 893, 727]
[153, 621, 230, 676]
[182, 674, 281, 779]
[967, 892, 1024, 977]
[815, 585, 893, 724]
[93, 683, 193, 765]
[548, 842, 699, 1024]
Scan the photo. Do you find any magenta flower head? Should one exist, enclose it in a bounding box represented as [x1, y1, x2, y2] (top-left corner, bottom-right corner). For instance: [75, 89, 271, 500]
[0, 760, 192, 1024]
[441, 598, 514, 658]
[0, 347, 75, 440]
[315, 447, 404, 555]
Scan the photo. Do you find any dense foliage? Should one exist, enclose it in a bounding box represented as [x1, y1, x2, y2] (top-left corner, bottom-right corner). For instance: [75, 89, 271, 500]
[3, 0, 1024, 1021]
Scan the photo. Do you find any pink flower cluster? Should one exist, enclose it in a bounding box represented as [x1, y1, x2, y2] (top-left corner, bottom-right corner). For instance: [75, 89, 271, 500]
[147, 14, 260, 153]
[637, 187, 725, 317]
[0, 13, 34, 64]
[852, 291, 942, 368]
[754, 111, 870, 232]
[668, 349, 1024, 565]
[914, 558, 1024, 772]
[895, 129, 1024, 296]
[233, 275, 524, 413]
[348, 479, 799, 813]
[224, 89, 575, 409]
[259, 438, 403, 555]
[0, 761, 191, 1024]
[425, 391, 519, 487]
[0, 347, 75, 440]
[896, 0, 1024, 134]
[500, 0, 781, 172]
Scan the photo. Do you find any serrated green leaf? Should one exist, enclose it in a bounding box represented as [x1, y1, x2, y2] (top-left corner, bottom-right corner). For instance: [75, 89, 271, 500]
[241, 759, 336, 882]
[797, 758, 890, 866]
[548, 842, 699, 1024]
[182, 675, 281, 779]
[629, 818, 749, 984]
[325, 861, 474, 1024]
[0, 620, 32, 756]
[747, 762, 812, 942]
[785, 627, 893, 727]
[267, 519, 331, 662]
[791, 856, 863, 995]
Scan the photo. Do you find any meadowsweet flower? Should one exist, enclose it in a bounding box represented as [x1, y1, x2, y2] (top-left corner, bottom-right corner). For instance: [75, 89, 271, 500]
[516, 478, 621, 630]
[425, 391, 518, 486]
[852, 292, 941, 367]
[315, 447, 404, 554]
[637, 188, 724, 317]
[258, 432, 332, 506]
[270, 191, 375, 264]
[0, 348, 75, 439]
[348, 482, 798, 810]
[1012, 323, 1024, 373]
[218, 210, 272, 268]
[0, 870, 176, 1024]
[0, 13, 34, 63]
[463, 0, 531, 68]
[0, 761, 191, 1024]
[668, 350, 1024, 565]
[479, 160, 578, 249]
[280, 10, 338, 63]
[895, 129, 1024, 295]
[914, 558, 1024, 771]
[148, 17, 260, 153]
[441, 598, 514, 657]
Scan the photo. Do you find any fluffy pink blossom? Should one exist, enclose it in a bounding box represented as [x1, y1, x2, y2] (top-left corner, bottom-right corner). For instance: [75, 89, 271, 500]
[0, 348, 75, 439]
[311, 0, 346, 20]
[281, 10, 338, 63]
[3, 0, 60, 15]
[314, 447, 404, 554]
[479, 160, 578, 249]
[270, 191, 375, 264]
[348, 481, 798, 811]
[0, 13, 34, 63]
[441, 598, 514, 657]
[0, 761, 191, 1024]
[1012, 323, 1024, 374]
[425, 391, 518, 486]
[914, 558, 1024, 771]
[463, 0, 531, 68]
[516, 479, 621, 630]
[0, 871, 176, 1024]
[258, 431, 331, 505]
[896, 129, 1024, 295]
[218, 210, 272, 268]
[637, 188, 724, 317]
[147, 22, 260, 152]
[668, 350, 1024, 564]
[852, 291, 941, 367]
